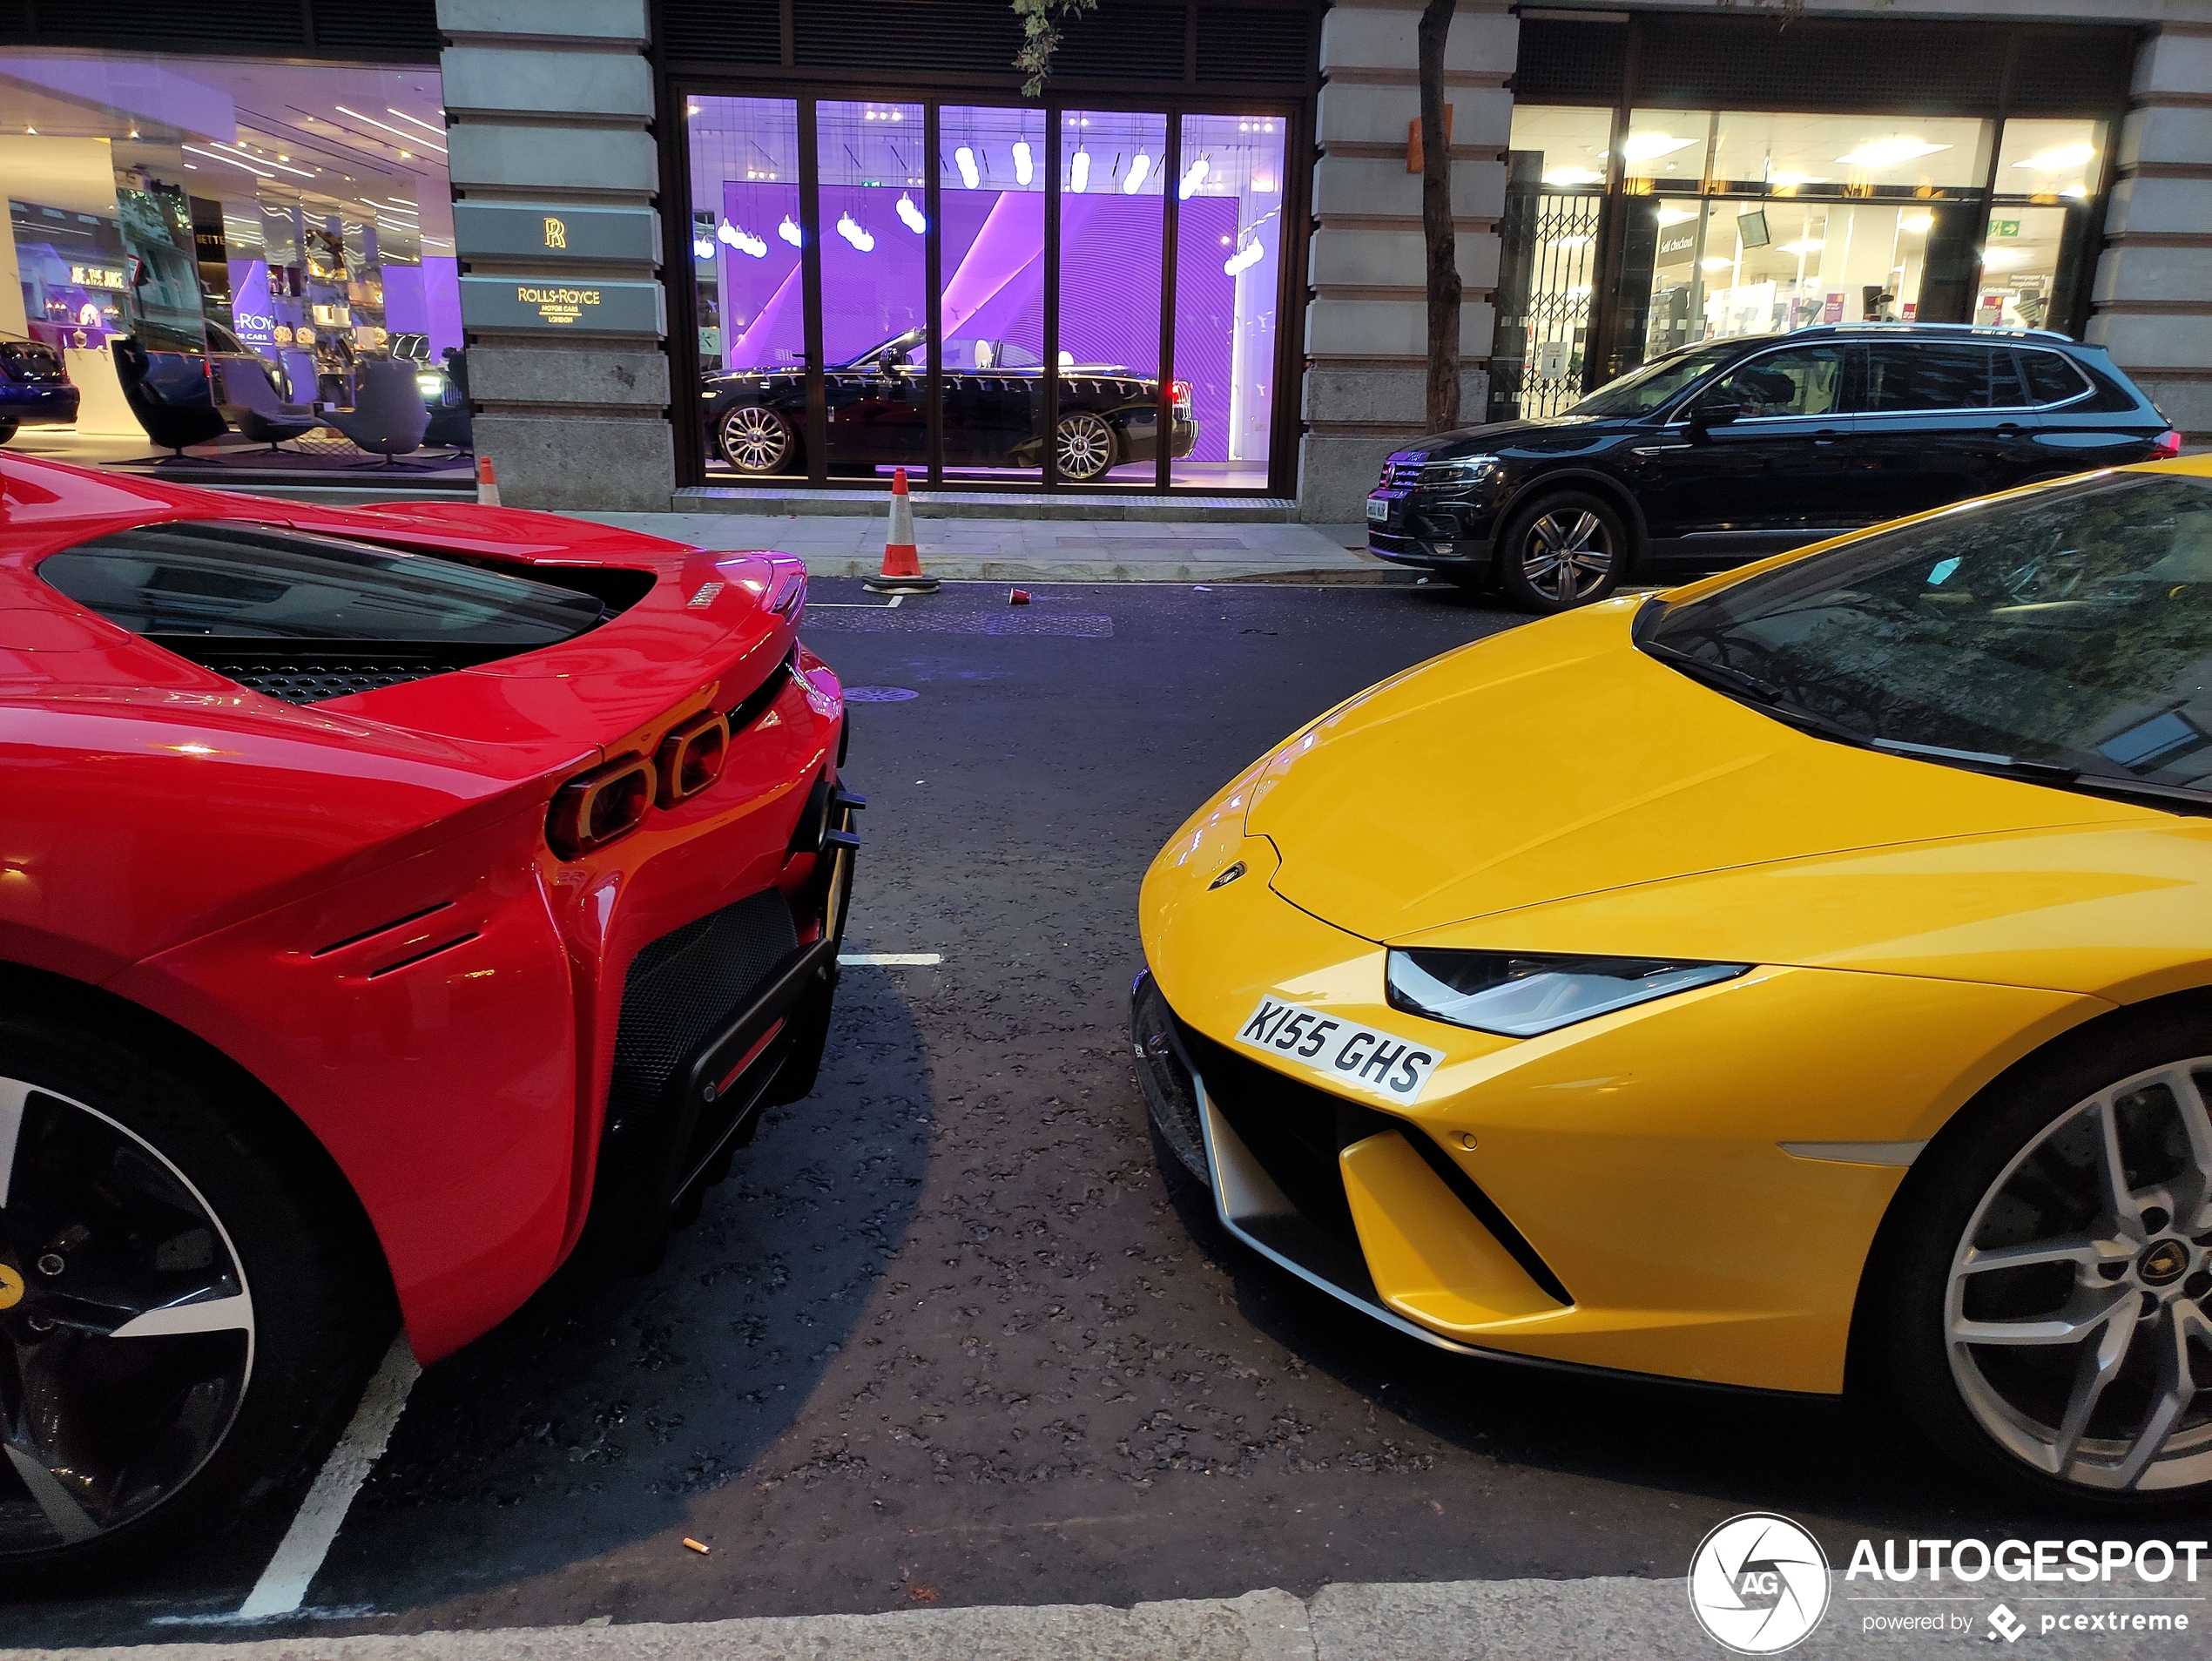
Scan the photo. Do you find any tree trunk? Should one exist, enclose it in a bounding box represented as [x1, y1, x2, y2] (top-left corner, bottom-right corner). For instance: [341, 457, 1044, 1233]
[1417, 0, 1460, 434]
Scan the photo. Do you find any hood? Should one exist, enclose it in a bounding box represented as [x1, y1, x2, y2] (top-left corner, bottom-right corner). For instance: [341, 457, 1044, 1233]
[1247, 599, 2155, 943]
[1399, 416, 1608, 459]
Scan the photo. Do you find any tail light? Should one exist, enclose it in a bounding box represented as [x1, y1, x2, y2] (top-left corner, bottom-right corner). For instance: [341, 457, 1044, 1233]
[2155, 429, 2185, 459]
[547, 754, 655, 858]
[656, 712, 729, 806]
[1171, 379, 1192, 412]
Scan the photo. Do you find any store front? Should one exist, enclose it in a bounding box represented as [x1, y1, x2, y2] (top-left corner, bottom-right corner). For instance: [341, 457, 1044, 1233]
[0, 40, 465, 485]
[1491, 14, 2135, 422]
[661, 0, 1317, 498]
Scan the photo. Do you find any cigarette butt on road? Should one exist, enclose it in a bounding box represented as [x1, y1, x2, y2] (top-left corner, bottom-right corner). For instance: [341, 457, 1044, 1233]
[683, 1537, 711, 1555]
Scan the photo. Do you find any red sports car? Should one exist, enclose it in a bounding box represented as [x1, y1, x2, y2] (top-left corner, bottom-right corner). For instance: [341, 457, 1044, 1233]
[0, 456, 856, 1580]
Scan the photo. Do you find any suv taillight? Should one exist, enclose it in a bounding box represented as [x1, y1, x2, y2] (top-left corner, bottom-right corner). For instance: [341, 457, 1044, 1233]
[547, 754, 655, 857]
[2155, 429, 2185, 459]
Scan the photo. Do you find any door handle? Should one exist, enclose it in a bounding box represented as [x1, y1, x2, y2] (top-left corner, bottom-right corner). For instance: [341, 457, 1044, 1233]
[1811, 429, 1844, 445]
[1996, 422, 2023, 435]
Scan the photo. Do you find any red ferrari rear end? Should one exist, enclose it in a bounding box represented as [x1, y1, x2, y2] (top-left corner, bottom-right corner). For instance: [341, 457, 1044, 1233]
[0, 457, 854, 1582]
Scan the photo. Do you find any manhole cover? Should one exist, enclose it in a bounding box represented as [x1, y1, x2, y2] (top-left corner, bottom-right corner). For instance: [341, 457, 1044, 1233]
[843, 686, 920, 702]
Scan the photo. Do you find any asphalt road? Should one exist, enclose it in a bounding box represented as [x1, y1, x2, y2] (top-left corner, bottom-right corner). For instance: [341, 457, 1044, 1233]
[4, 579, 2156, 1648]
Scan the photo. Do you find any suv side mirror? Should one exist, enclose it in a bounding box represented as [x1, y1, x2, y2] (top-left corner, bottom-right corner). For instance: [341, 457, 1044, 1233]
[1686, 394, 1740, 436]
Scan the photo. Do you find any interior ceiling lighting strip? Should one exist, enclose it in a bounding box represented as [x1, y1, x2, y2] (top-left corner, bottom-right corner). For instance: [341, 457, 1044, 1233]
[334, 105, 446, 154]
[182, 143, 274, 178]
[385, 108, 448, 140]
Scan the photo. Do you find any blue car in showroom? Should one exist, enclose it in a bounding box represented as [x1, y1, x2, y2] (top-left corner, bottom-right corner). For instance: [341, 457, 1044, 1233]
[0, 334, 80, 445]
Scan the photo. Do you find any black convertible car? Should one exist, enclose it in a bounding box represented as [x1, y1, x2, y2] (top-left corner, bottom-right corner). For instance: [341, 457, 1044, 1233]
[702, 329, 1198, 481]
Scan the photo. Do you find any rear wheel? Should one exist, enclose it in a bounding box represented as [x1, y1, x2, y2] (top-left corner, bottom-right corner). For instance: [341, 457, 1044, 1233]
[1872, 1007, 2212, 1507]
[1494, 490, 1625, 613]
[718, 404, 798, 476]
[0, 995, 391, 1587]
[0, 419, 18, 447]
[1053, 411, 1116, 483]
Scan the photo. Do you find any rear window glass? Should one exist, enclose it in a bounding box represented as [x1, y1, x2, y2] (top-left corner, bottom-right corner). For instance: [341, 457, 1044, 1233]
[38, 521, 607, 645]
[1865, 343, 2026, 412]
[2020, 348, 2092, 406]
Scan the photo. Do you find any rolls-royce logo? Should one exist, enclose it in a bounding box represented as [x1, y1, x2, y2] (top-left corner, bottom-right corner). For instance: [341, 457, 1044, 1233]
[543, 216, 568, 250]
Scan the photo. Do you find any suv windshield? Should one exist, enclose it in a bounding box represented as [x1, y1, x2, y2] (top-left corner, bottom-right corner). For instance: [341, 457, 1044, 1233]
[40, 521, 608, 645]
[1567, 343, 1737, 418]
[1639, 472, 2212, 797]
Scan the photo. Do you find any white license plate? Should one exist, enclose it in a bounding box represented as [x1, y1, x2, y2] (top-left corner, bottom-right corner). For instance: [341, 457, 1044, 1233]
[1366, 496, 1392, 524]
[1233, 996, 1441, 1104]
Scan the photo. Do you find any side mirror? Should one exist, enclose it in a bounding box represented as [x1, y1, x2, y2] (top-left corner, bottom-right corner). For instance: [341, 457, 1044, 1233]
[1687, 395, 1740, 436]
[878, 348, 900, 376]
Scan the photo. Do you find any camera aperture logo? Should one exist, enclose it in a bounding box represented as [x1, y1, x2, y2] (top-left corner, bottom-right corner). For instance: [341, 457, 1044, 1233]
[1689, 1512, 1832, 1654]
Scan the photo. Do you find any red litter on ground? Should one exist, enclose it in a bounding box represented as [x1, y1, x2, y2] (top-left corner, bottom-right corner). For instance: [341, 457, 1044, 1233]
[1008, 588, 1031, 605]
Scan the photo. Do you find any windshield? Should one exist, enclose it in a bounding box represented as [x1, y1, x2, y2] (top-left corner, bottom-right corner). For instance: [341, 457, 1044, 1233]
[1567, 343, 1737, 418]
[1641, 472, 2212, 793]
[40, 521, 608, 645]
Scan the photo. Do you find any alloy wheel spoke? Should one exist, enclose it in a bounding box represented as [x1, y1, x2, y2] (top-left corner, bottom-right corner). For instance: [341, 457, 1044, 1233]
[1566, 511, 1600, 550]
[0, 1079, 24, 1207]
[2092, 1094, 2147, 1239]
[2114, 1301, 2206, 1489]
[2051, 1291, 2144, 1474]
[1959, 1233, 2134, 1276]
[105, 1293, 254, 1340]
[1952, 1287, 2139, 1346]
[2167, 1068, 2212, 1232]
[2, 1444, 99, 1545]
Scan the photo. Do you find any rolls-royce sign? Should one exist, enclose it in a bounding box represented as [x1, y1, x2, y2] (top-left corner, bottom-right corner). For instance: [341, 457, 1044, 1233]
[449, 202, 659, 261]
[458, 275, 665, 334]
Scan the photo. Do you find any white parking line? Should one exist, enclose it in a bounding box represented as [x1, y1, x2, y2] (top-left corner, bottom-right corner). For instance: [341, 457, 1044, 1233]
[808, 594, 907, 609]
[233, 1332, 420, 1619]
[839, 953, 943, 966]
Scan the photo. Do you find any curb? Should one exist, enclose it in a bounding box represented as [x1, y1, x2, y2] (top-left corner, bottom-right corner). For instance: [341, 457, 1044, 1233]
[795, 557, 1420, 585]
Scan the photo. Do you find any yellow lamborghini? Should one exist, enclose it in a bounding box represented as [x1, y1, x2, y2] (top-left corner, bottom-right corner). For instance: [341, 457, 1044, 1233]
[1136, 456, 2212, 1505]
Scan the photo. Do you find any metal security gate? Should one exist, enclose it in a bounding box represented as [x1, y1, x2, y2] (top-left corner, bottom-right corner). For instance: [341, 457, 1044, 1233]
[1490, 165, 1604, 422]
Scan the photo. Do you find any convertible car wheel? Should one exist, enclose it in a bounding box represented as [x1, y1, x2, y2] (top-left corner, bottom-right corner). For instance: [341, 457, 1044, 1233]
[718, 404, 796, 476]
[1496, 490, 1622, 612]
[0, 997, 389, 1586]
[1054, 411, 1116, 483]
[1877, 1009, 2212, 1505]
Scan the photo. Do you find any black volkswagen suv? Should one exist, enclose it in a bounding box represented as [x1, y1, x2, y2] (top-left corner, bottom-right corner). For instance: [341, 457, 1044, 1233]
[1367, 325, 2181, 611]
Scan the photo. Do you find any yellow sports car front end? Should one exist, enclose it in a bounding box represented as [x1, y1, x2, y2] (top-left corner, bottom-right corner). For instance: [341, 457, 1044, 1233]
[1135, 456, 2212, 1505]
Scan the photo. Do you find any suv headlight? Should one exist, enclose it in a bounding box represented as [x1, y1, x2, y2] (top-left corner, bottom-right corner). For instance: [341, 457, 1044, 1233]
[1419, 455, 1500, 486]
[1385, 949, 1750, 1037]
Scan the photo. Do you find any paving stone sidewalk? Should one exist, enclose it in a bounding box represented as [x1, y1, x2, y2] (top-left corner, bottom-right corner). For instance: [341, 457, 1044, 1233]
[573, 512, 1399, 584]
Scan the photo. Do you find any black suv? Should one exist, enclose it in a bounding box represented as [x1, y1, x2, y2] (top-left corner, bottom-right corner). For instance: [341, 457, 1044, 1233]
[1367, 325, 2181, 611]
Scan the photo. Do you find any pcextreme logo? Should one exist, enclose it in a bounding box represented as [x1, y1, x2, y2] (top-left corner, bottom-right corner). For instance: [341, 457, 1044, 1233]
[1688, 1512, 1832, 1654]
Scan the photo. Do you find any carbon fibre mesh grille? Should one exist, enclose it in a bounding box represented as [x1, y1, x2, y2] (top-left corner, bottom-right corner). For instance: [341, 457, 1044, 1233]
[205, 661, 461, 700]
[608, 890, 798, 1128]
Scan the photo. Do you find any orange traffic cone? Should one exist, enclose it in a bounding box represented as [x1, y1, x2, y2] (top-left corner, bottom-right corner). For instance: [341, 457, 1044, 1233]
[475, 454, 502, 508]
[864, 468, 939, 594]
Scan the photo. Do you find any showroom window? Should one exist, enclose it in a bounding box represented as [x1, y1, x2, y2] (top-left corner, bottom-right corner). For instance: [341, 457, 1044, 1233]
[2, 51, 462, 482]
[682, 90, 1298, 496]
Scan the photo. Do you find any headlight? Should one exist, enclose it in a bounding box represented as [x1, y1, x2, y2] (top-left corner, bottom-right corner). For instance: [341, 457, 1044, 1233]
[1419, 455, 1499, 486]
[1385, 949, 1750, 1037]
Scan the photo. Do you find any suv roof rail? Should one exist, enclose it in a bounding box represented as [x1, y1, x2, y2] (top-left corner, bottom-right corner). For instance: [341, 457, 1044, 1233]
[1808, 321, 2075, 342]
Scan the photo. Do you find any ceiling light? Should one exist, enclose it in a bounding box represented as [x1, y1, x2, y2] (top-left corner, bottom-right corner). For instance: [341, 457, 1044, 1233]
[778, 215, 802, 246]
[1655, 205, 1697, 226]
[1123, 152, 1152, 194]
[334, 104, 445, 154]
[182, 143, 274, 178]
[693, 235, 715, 259]
[1700, 256, 1734, 271]
[1980, 246, 2030, 269]
[2061, 184, 2088, 199]
[1622, 132, 1695, 163]
[1179, 153, 1210, 199]
[1541, 166, 1602, 186]
[127, 128, 138, 138]
[687, 104, 701, 116]
[1778, 238, 1825, 256]
[896, 192, 926, 233]
[1900, 213, 1934, 233]
[954, 145, 980, 189]
[1224, 239, 1264, 277]
[388, 108, 446, 138]
[1767, 172, 1824, 189]
[1012, 139, 1034, 186]
[1548, 233, 1593, 249]
[1069, 149, 1090, 193]
[2016, 143, 2094, 172]
[1836, 137, 1947, 168]
[835, 211, 874, 252]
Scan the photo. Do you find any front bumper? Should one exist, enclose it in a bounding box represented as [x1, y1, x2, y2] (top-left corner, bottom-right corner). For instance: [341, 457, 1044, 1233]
[1365, 488, 1499, 568]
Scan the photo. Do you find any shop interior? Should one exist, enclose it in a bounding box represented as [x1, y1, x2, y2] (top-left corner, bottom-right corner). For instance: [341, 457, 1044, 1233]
[1498, 105, 2104, 418]
[688, 93, 1285, 490]
[0, 51, 467, 487]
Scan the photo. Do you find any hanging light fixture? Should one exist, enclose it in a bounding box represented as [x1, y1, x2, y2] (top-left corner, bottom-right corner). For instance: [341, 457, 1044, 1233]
[896, 193, 927, 233]
[1123, 153, 1152, 194]
[1012, 139, 1034, 186]
[836, 211, 875, 252]
[1069, 149, 1090, 193]
[1178, 154, 1210, 199]
[954, 146, 981, 189]
[1224, 238, 1264, 277]
[779, 215, 803, 246]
